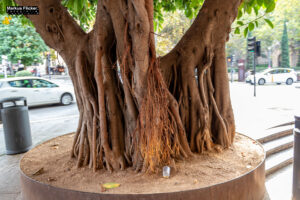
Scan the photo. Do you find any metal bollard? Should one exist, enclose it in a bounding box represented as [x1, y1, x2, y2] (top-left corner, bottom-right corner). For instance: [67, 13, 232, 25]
[293, 115, 300, 199]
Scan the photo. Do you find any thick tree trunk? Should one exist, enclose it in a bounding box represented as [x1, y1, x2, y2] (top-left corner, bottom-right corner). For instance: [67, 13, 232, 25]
[15, 0, 241, 173]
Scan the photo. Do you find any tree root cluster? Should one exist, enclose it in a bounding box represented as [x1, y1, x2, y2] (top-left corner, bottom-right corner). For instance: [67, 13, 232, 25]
[69, 0, 237, 173]
[16, 0, 240, 173]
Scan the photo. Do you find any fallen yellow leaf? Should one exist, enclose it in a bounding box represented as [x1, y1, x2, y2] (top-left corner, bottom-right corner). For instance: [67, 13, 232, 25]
[102, 182, 120, 189]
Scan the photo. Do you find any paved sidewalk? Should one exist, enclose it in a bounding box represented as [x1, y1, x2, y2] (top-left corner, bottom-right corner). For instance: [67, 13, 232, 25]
[0, 117, 78, 200]
[0, 154, 23, 200]
[230, 82, 300, 199]
[266, 165, 293, 200]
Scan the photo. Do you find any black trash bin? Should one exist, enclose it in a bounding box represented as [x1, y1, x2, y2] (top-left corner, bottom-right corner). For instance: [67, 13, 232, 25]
[0, 97, 32, 154]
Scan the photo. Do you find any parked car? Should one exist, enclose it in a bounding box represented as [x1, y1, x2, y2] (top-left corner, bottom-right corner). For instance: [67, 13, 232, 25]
[0, 77, 74, 106]
[245, 68, 298, 85]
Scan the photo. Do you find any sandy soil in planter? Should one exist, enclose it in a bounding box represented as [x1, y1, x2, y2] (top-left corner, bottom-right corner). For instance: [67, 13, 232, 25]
[20, 133, 264, 194]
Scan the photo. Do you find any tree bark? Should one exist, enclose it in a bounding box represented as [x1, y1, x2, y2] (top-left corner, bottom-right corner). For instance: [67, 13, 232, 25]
[15, 0, 242, 172]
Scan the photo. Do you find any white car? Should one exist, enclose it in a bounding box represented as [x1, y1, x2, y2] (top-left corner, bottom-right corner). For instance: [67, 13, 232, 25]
[246, 68, 297, 85]
[0, 77, 74, 106]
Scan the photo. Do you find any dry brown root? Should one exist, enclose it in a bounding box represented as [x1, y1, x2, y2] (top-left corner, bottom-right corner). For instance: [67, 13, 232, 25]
[134, 61, 193, 173]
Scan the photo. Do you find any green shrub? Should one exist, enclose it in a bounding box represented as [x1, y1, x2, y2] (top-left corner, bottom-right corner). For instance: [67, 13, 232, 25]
[0, 75, 14, 79]
[15, 70, 32, 77]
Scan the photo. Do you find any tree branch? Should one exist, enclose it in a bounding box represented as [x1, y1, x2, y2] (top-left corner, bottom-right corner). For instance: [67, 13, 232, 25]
[14, 0, 87, 66]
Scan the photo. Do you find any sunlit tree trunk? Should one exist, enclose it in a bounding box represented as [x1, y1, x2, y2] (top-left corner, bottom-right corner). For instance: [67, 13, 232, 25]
[15, 0, 241, 172]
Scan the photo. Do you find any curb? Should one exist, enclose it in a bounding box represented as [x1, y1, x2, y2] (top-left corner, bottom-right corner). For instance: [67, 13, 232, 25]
[266, 141, 293, 157]
[258, 129, 293, 144]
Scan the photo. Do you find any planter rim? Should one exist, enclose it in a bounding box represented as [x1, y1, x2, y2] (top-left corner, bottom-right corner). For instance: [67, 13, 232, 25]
[20, 132, 266, 199]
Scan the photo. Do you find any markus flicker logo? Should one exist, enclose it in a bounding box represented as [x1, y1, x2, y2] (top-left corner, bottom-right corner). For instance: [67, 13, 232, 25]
[6, 6, 39, 15]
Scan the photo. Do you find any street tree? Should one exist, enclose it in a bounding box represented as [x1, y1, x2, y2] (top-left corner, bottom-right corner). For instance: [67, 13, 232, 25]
[281, 21, 290, 68]
[0, 0, 277, 173]
[0, 16, 48, 66]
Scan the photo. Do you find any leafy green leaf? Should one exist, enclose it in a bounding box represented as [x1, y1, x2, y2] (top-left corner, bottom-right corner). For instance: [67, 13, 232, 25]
[257, 0, 264, 6]
[254, 6, 259, 15]
[266, 2, 276, 13]
[244, 27, 249, 37]
[264, 18, 274, 28]
[237, 9, 243, 19]
[248, 22, 255, 31]
[66, 0, 75, 8]
[237, 21, 244, 26]
[234, 27, 240, 34]
[77, 0, 84, 14]
[73, 0, 78, 14]
[263, 0, 272, 6]
[184, 8, 193, 19]
[255, 21, 259, 27]
[246, 6, 252, 14]
[191, 0, 200, 8]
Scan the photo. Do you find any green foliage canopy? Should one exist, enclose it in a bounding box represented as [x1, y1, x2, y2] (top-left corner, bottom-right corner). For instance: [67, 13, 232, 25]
[0, 0, 277, 33]
[0, 16, 48, 66]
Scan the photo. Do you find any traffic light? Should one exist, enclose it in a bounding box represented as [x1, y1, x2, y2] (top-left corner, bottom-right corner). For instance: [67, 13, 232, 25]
[255, 41, 261, 57]
[227, 56, 232, 63]
[247, 37, 256, 53]
[247, 37, 261, 57]
[247, 37, 261, 97]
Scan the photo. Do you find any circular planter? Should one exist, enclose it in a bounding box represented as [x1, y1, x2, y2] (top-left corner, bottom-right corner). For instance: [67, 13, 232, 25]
[20, 134, 266, 200]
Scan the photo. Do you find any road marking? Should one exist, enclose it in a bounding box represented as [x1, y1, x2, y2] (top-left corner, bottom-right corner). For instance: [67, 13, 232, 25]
[0, 114, 79, 129]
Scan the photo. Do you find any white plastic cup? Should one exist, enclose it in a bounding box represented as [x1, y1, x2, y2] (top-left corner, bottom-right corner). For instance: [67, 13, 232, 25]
[163, 166, 170, 178]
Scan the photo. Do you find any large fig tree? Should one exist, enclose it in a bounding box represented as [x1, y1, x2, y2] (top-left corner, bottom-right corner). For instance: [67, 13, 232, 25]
[2, 0, 275, 172]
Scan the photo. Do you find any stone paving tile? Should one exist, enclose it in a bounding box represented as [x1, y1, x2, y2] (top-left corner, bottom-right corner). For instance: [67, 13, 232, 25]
[0, 154, 23, 193]
[0, 154, 23, 199]
[0, 192, 22, 200]
[1, 193, 19, 200]
[266, 165, 293, 200]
